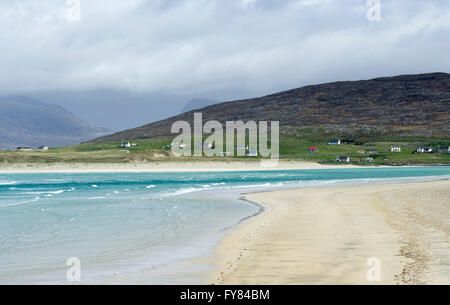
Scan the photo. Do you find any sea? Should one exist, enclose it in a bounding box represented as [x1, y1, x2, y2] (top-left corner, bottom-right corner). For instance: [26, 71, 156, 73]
[0, 166, 449, 284]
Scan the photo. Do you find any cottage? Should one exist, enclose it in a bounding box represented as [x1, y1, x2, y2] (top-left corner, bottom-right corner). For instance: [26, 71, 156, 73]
[416, 147, 433, 153]
[121, 141, 131, 148]
[416, 147, 425, 153]
[390, 145, 401, 152]
[16, 146, 32, 151]
[363, 157, 374, 163]
[308, 146, 318, 153]
[328, 139, 341, 145]
[336, 155, 351, 163]
[38, 146, 49, 150]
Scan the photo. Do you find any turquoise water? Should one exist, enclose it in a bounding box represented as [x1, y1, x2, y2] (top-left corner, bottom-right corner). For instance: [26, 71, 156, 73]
[0, 167, 449, 284]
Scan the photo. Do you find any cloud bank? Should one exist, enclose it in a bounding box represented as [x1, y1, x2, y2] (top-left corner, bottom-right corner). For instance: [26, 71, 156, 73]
[0, 0, 449, 96]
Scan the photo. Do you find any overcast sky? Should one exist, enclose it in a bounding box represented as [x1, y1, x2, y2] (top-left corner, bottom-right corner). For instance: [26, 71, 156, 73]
[0, 0, 449, 129]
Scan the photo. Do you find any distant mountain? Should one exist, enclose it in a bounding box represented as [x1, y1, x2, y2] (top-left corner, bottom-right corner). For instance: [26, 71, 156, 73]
[0, 96, 110, 150]
[181, 98, 218, 113]
[90, 72, 450, 143]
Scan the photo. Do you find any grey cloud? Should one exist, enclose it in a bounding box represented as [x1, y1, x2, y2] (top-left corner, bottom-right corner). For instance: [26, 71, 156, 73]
[0, 0, 449, 96]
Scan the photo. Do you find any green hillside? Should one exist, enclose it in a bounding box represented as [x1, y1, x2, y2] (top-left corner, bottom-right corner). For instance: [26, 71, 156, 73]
[1, 135, 448, 166]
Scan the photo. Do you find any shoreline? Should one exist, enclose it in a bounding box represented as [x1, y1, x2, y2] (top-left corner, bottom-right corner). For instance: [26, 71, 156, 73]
[0, 161, 446, 175]
[0, 161, 362, 173]
[208, 179, 450, 284]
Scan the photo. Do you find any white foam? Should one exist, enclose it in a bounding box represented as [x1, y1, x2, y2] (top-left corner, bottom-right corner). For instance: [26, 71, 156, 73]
[50, 190, 65, 195]
[145, 185, 156, 189]
[0, 181, 16, 185]
[19, 190, 65, 195]
[4, 196, 40, 207]
[161, 187, 206, 197]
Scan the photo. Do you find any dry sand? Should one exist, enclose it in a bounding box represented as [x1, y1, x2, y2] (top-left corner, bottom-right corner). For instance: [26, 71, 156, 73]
[209, 180, 450, 285]
[0, 160, 358, 173]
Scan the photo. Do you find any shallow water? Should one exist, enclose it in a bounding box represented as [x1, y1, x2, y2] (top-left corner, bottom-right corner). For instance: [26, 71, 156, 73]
[0, 167, 449, 284]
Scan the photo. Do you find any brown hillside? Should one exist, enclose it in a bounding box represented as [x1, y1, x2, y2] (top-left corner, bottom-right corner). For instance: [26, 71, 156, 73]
[90, 72, 450, 143]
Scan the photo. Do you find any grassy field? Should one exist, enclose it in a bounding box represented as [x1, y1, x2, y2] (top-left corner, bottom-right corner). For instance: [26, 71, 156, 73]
[0, 135, 449, 165]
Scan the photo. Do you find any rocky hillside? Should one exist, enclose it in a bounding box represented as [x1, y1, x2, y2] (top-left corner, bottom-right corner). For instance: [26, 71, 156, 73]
[91, 73, 450, 143]
[0, 96, 110, 149]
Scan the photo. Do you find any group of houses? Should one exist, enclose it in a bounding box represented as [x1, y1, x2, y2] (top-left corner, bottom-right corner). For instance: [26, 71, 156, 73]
[120, 142, 138, 148]
[162, 142, 259, 157]
[335, 156, 374, 163]
[414, 146, 449, 154]
[15, 146, 49, 151]
[323, 141, 403, 163]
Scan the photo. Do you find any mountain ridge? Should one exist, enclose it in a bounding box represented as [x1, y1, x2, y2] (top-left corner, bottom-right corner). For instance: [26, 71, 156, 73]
[0, 96, 110, 149]
[90, 72, 450, 143]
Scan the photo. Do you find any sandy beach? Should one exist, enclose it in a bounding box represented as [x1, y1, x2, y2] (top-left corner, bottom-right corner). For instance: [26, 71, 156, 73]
[0, 160, 359, 173]
[209, 180, 450, 285]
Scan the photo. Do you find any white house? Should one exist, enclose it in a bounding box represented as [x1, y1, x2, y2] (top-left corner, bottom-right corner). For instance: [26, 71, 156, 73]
[416, 147, 433, 153]
[121, 141, 131, 148]
[390, 145, 401, 152]
[38, 146, 49, 150]
[336, 155, 351, 163]
[328, 139, 341, 145]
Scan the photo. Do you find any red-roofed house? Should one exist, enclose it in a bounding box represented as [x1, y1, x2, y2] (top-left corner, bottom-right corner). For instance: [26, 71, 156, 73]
[308, 146, 318, 152]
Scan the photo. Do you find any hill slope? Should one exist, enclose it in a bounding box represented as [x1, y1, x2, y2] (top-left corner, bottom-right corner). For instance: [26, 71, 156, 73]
[91, 73, 450, 143]
[0, 96, 110, 149]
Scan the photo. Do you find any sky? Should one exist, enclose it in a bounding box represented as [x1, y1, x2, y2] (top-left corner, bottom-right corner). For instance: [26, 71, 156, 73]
[0, 0, 449, 130]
